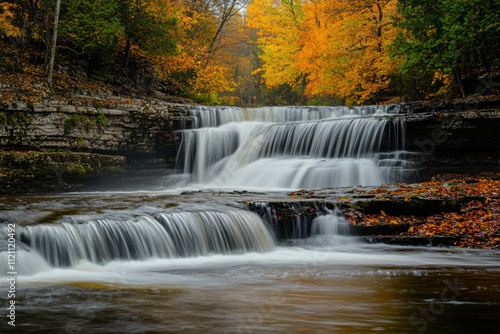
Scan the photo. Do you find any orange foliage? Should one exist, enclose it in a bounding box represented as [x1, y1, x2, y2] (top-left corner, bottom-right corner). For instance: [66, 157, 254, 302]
[158, 2, 236, 100]
[348, 173, 500, 249]
[247, 0, 401, 104]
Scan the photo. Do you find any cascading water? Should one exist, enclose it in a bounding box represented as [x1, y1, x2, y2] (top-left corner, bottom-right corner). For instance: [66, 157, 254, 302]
[249, 201, 356, 244]
[170, 105, 419, 189]
[2, 99, 499, 333]
[0, 209, 275, 274]
[1, 103, 498, 334]
[307, 209, 357, 247]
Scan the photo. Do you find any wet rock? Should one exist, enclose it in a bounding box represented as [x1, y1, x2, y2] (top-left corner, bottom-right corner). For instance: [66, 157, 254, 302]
[363, 235, 458, 247]
[348, 197, 462, 216]
[405, 105, 500, 179]
[0, 151, 126, 194]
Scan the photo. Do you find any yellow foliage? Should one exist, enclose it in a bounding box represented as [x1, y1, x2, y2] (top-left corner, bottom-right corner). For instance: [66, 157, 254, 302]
[129, 1, 235, 99]
[247, 0, 402, 104]
[0, 2, 21, 37]
[246, 0, 305, 87]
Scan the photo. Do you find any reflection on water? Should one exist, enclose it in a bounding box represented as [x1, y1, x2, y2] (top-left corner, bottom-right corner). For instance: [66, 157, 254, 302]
[1, 192, 500, 333]
[2, 244, 500, 333]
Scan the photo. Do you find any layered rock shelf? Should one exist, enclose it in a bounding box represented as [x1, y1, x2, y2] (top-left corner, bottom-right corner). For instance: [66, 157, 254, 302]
[1, 97, 499, 194]
[0, 98, 194, 192]
[405, 105, 500, 178]
[0, 99, 191, 163]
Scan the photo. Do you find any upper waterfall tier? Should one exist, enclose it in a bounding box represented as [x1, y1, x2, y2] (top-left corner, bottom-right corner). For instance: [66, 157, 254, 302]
[169, 105, 418, 190]
[190, 105, 403, 128]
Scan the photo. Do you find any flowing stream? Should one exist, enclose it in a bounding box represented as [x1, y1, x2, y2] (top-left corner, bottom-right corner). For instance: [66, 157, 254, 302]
[168, 105, 419, 190]
[1, 106, 499, 333]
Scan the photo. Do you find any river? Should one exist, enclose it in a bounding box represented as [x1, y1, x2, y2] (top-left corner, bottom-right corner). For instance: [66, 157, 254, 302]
[1, 105, 499, 333]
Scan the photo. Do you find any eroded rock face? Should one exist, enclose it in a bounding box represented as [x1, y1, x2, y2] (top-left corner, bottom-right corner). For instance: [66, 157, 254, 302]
[0, 100, 192, 169]
[1, 98, 499, 193]
[405, 108, 500, 179]
[0, 151, 127, 194]
[0, 98, 196, 193]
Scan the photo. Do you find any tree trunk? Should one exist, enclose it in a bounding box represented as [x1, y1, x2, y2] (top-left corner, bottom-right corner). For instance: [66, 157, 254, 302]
[44, 13, 52, 67]
[124, 38, 131, 70]
[454, 69, 467, 98]
[47, 0, 62, 89]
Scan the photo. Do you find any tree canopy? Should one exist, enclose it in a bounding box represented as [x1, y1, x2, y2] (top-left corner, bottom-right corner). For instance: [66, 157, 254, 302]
[0, 0, 499, 105]
[393, 0, 500, 97]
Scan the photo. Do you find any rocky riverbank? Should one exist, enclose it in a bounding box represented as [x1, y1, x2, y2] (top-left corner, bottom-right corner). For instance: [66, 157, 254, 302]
[1, 96, 500, 194]
[0, 95, 194, 193]
[245, 173, 500, 249]
[405, 99, 500, 179]
[0, 151, 126, 194]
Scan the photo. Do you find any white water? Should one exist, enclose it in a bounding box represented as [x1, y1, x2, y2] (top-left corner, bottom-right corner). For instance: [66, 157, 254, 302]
[190, 105, 400, 127]
[1, 209, 275, 275]
[169, 105, 419, 190]
[307, 211, 357, 247]
[9, 245, 500, 287]
[4, 105, 499, 333]
[1, 192, 499, 333]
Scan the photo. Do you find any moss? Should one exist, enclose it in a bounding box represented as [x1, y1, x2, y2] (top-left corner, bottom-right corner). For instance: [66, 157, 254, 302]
[102, 166, 125, 174]
[351, 200, 370, 211]
[66, 163, 87, 175]
[76, 137, 85, 147]
[64, 112, 108, 133]
[95, 112, 108, 126]
[64, 114, 88, 133]
[83, 121, 93, 132]
[0, 151, 126, 184]
[0, 111, 32, 126]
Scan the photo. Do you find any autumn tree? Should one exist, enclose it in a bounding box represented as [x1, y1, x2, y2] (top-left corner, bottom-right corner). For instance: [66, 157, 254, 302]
[298, 0, 400, 104]
[204, 0, 247, 55]
[247, 0, 401, 105]
[246, 0, 305, 89]
[47, 0, 60, 88]
[0, 2, 21, 37]
[151, 0, 245, 104]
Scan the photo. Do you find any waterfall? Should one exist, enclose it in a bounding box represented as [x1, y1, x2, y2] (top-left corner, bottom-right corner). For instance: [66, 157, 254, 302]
[191, 106, 247, 128]
[249, 202, 356, 245]
[190, 105, 401, 127]
[171, 105, 419, 189]
[308, 210, 357, 247]
[7, 210, 274, 271]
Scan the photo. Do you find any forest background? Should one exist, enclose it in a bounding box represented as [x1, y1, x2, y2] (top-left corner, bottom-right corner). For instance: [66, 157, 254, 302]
[1, 0, 499, 106]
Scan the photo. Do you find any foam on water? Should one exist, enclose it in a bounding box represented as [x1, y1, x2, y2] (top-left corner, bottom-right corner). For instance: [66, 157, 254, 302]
[170, 105, 419, 190]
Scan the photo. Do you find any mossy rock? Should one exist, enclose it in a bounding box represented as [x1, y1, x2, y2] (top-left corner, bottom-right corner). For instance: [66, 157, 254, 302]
[0, 151, 126, 182]
[349, 197, 461, 216]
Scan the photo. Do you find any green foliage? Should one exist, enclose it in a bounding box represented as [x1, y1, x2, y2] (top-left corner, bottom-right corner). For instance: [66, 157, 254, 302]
[388, 71, 447, 101]
[188, 91, 231, 106]
[75, 137, 85, 148]
[59, 0, 124, 66]
[259, 83, 308, 106]
[95, 113, 108, 126]
[64, 114, 86, 132]
[392, 0, 500, 97]
[306, 97, 343, 107]
[119, 0, 178, 57]
[439, 0, 500, 73]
